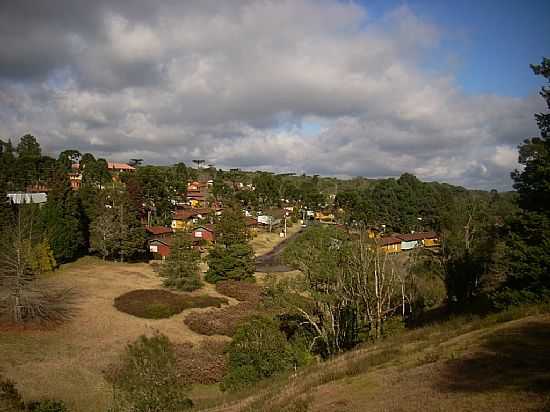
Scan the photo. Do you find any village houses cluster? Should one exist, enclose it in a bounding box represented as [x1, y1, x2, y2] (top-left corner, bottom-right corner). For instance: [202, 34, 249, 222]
[6, 160, 440, 260]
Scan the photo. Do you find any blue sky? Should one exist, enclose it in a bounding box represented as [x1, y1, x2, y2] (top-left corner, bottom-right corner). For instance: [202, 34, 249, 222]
[360, 0, 550, 97]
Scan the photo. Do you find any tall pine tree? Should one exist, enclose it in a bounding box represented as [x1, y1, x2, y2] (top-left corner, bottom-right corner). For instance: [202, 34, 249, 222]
[503, 58, 550, 303]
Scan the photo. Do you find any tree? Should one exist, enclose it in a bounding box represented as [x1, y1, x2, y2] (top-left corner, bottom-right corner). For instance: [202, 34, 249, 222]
[160, 232, 202, 291]
[503, 58, 550, 303]
[91, 187, 145, 262]
[16, 135, 41, 159]
[205, 243, 256, 283]
[273, 225, 356, 357]
[90, 207, 118, 260]
[41, 168, 85, 262]
[108, 334, 192, 412]
[0, 207, 72, 324]
[222, 316, 294, 391]
[205, 204, 255, 283]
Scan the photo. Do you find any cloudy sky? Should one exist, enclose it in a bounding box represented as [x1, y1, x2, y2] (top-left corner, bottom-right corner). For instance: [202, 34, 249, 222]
[1, 0, 548, 190]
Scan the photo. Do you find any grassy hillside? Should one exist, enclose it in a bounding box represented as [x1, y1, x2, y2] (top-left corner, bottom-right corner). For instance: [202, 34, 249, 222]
[194, 306, 550, 412]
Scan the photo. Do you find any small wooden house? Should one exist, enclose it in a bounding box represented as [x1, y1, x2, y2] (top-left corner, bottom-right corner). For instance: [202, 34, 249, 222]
[148, 237, 172, 260]
[191, 224, 216, 243]
[376, 236, 402, 254]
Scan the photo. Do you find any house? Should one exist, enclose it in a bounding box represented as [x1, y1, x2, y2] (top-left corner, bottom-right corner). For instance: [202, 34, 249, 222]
[171, 208, 212, 230]
[314, 211, 335, 222]
[107, 162, 136, 173]
[145, 226, 173, 239]
[148, 237, 172, 260]
[376, 237, 402, 254]
[395, 233, 421, 251]
[395, 231, 440, 250]
[186, 181, 210, 207]
[191, 224, 216, 243]
[7, 192, 47, 205]
[245, 217, 259, 236]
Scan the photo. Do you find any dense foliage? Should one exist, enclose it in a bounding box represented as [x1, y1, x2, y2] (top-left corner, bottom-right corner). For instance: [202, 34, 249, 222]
[222, 316, 296, 391]
[160, 232, 202, 291]
[206, 204, 255, 283]
[108, 334, 192, 412]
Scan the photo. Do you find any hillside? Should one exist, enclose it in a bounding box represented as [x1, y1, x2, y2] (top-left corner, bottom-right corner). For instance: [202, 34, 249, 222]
[195, 308, 550, 412]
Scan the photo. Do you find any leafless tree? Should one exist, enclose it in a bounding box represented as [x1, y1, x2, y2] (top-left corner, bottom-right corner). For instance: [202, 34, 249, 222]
[0, 208, 75, 324]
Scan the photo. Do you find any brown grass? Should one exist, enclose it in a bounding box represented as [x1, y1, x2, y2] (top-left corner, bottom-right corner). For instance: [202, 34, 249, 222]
[0, 257, 234, 412]
[114, 289, 228, 319]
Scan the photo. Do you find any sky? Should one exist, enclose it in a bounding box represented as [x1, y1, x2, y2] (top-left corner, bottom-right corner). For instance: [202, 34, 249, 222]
[0, 0, 548, 190]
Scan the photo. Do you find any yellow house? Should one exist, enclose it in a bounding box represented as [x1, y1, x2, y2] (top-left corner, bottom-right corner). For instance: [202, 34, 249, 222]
[377, 237, 402, 254]
[171, 209, 210, 231]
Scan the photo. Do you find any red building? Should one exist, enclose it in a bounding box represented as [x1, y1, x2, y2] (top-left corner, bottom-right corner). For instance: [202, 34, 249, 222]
[191, 224, 216, 243]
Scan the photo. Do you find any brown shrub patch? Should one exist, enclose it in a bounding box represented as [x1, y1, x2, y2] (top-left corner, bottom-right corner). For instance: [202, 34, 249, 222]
[215, 280, 263, 304]
[114, 289, 228, 319]
[175, 340, 228, 384]
[184, 301, 259, 336]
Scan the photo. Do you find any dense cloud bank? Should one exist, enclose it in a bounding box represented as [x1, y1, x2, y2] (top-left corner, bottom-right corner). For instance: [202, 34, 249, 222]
[0, 0, 542, 189]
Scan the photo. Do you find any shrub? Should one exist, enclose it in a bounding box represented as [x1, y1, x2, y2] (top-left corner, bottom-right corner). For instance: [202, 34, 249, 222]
[114, 289, 227, 319]
[215, 280, 262, 304]
[26, 400, 68, 412]
[0, 376, 68, 412]
[175, 341, 227, 384]
[0, 375, 24, 411]
[184, 301, 258, 336]
[222, 316, 294, 391]
[107, 334, 192, 412]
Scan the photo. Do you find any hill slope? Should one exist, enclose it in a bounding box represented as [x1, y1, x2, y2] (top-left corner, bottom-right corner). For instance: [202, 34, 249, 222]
[197, 310, 550, 412]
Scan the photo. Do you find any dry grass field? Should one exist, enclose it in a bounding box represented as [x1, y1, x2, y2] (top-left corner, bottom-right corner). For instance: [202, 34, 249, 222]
[0, 257, 235, 412]
[0, 230, 297, 411]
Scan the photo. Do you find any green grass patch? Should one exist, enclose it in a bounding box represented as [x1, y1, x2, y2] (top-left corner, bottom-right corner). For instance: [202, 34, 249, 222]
[114, 289, 228, 319]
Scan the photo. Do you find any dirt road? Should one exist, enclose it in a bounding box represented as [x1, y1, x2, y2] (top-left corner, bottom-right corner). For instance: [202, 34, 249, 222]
[255, 226, 304, 272]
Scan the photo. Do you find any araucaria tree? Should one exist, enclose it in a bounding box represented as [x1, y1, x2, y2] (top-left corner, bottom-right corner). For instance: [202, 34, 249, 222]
[205, 205, 255, 283]
[160, 232, 202, 291]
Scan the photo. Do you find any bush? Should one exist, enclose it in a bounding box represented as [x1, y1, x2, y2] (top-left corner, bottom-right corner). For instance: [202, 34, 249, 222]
[222, 316, 294, 391]
[0, 375, 68, 412]
[107, 334, 192, 412]
[184, 301, 258, 336]
[0, 375, 24, 411]
[114, 289, 227, 319]
[175, 341, 227, 384]
[215, 280, 262, 304]
[26, 400, 68, 412]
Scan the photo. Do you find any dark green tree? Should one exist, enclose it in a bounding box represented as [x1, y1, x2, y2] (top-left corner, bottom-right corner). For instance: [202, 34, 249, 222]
[41, 168, 85, 262]
[160, 232, 202, 291]
[502, 58, 550, 303]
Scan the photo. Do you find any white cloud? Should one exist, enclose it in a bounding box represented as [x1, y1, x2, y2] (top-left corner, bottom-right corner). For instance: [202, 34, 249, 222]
[0, 0, 542, 190]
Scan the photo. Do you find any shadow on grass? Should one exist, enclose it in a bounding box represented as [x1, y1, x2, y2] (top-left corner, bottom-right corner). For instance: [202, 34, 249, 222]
[437, 320, 550, 395]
